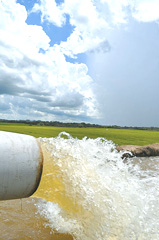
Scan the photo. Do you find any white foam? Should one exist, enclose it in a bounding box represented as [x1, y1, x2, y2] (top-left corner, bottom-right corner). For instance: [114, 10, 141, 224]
[37, 133, 159, 240]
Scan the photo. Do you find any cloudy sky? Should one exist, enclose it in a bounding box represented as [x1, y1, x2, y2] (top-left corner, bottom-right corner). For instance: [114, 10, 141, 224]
[0, 0, 159, 126]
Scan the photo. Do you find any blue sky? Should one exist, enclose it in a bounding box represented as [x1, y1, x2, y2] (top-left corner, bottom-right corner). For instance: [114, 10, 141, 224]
[0, 0, 159, 126]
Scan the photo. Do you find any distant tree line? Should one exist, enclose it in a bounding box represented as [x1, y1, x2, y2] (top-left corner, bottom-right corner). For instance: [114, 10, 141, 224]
[0, 119, 105, 128]
[0, 119, 159, 131]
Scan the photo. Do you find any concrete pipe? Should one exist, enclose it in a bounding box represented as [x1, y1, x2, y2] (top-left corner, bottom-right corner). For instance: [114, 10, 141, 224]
[0, 131, 43, 200]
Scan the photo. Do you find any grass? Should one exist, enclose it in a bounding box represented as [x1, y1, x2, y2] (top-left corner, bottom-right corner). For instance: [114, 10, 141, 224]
[0, 122, 159, 146]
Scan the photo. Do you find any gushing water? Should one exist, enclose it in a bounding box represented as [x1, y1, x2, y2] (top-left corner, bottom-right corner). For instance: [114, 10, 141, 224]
[35, 132, 159, 240]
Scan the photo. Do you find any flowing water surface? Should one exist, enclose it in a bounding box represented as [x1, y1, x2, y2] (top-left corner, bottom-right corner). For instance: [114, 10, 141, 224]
[0, 132, 159, 240]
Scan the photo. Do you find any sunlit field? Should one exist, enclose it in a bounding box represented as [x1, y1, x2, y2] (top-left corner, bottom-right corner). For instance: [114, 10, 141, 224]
[0, 122, 159, 146]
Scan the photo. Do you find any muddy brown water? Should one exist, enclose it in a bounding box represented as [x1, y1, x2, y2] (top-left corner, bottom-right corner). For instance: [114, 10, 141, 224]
[0, 198, 73, 240]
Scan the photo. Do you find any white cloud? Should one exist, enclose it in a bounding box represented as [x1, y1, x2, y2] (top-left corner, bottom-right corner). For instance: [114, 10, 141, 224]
[0, 0, 50, 55]
[132, 0, 159, 22]
[33, 0, 108, 57]
[1, 0, 159, 122]
[100, 0, 159, 23]
[97, 0, 131, 24]
[32, 0, 66, 27]
[0, 0, 98, 122]
[60, 0, 108, 56]
[33, 0, 159, 59]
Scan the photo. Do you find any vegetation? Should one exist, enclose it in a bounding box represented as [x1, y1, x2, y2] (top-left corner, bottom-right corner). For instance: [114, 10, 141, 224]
[0, 119, 159, 131]
[0, 121, 159, 146]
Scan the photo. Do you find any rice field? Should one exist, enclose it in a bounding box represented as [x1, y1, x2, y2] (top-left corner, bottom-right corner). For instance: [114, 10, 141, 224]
[0, 122, 159, 146]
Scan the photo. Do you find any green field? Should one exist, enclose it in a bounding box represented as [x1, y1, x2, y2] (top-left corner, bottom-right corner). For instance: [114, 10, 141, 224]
[0, 122, 159, 146]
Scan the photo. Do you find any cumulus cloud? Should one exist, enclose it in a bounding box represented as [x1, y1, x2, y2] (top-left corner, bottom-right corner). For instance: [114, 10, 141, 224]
[33, 0, 109, 57]
[0, 0, 98, 121]
[1, 0, 158, 122]
[32, 0, 66, 27]
[33, 0, 159, 58]
[99, 0, 159, 24]
[132, 0, 159, 22]
[60, 0, 108, 56]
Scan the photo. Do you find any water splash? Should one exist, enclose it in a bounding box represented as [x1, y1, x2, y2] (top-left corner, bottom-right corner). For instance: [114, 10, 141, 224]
[35, 133, 159, 240]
